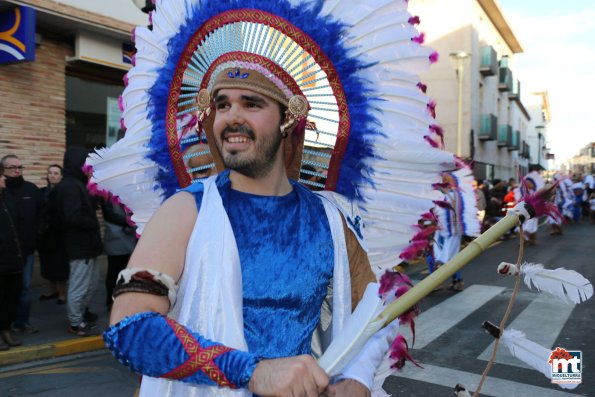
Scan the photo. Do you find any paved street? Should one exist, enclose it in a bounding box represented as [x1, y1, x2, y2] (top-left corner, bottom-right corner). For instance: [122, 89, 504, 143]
[385, 221, 594, 396]
[0, 221, 593, 396]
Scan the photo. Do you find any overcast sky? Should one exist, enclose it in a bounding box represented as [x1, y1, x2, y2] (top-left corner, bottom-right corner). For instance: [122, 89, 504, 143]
[497, 0, 595, 164]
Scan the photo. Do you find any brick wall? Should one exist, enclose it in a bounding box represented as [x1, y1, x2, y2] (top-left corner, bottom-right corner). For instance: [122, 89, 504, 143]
[0, 38, 71, 188]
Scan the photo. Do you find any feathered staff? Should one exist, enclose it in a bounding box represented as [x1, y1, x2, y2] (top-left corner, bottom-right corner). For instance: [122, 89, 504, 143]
[497, 261, 593, 304]
[458, 252, 592, 395]
[319, 184, 561, 375]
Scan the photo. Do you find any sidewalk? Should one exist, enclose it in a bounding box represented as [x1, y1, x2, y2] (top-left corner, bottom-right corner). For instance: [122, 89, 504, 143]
[0, 257, 111, 367]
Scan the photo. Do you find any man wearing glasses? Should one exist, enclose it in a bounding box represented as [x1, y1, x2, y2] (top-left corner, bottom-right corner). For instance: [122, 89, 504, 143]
[1, 155, 43, 334]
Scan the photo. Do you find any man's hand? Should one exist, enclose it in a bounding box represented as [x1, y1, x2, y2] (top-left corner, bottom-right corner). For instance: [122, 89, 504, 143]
[248, 355, 329, 397]
[325, 379, 370, 397]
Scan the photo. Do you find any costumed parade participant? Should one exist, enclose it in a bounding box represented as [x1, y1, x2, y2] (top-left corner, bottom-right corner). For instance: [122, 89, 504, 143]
[514, 171, 544, 245]
[85, 0, 454, 396]
[432, 165, 481, 291]
[546, 173, 573, 235]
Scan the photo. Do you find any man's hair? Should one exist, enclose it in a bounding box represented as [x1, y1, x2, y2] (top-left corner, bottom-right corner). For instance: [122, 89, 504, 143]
[278, 104, 287, 124]
[48, 164, 64, 174]
[1, 154, 18, 166]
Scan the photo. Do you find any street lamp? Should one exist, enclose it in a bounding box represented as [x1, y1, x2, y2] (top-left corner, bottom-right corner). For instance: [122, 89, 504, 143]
[450, 51, 471, 157]
[535, 125, 544, 170]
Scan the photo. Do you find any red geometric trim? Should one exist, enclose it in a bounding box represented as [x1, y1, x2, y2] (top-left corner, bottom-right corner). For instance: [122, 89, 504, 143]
[160, 317, 236, 388]
[166, 8, 350, 190]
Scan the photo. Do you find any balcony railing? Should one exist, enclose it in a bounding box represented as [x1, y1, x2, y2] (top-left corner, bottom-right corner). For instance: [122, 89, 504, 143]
[507, 130, 520, 151]
[498, 67, 513, 91]
[498, 125, 511, 147]
[479, 114, 497, 140]
[480, 45, 497, 76]
[509, 79, 521, 100]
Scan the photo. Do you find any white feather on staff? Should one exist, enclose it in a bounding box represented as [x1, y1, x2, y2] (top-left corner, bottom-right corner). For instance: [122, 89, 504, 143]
[498, 262, 593, 304]
[522, 263, 593, 304]
[501, 329, 578, 390]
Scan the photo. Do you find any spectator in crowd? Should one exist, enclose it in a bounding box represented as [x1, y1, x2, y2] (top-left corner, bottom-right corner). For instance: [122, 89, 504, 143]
[489, 179, 507, 203]
[507, 178, 517, 192]
[52, 148, 102, 337]
[38, 164, 69, 305]
[589, 191, 595, 224]
[582, 173, 593, 219]
[472, 179, 486, 222]
[1, 155, 42, 334]
[0, 163, 24, 349]
[479, 179, 490, 202]
[101, 200, 137, 309]
[584, 172, 594, 197]
[571, 179, 584, 222]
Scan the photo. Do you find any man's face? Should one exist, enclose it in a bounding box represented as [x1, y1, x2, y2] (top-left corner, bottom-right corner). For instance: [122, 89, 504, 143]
[212, 88, 283, 178]
[3, 157, 23, 178]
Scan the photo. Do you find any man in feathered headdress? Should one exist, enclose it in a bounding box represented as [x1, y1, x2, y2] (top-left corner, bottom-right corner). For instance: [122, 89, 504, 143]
[89, 1, 455, 395]
[105, 66, 391, 396]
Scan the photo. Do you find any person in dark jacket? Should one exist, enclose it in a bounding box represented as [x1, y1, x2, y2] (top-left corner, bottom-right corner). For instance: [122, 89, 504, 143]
[0, 163, 24, 349]
[100, 200, 137, 309]
[38, 164, 69, 304]
[1, 155, 42, 334]
[51, 148, 102, 336]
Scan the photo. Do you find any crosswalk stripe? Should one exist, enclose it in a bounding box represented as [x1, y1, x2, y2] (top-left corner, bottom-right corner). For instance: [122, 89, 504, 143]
[390, 362, 579, 397]
[477, 291, 575, 368]
[400, 284, 506, 349]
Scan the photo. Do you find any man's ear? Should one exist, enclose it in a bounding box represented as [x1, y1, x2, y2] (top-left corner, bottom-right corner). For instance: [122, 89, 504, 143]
[284, 123, 305, 181]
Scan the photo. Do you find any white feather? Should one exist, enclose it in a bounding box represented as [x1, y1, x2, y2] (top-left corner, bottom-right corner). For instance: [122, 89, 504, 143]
[318, 284, 385, 375]
[501, 329, 578, 390]
[521, 263, 593, 304]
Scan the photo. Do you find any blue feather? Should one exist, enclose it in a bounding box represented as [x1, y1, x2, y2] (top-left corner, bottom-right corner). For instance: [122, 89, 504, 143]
[146, 0, 381, 202]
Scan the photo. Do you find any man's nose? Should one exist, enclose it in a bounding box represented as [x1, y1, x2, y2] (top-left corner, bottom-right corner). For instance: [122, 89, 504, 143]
[225, 104, 246, 125]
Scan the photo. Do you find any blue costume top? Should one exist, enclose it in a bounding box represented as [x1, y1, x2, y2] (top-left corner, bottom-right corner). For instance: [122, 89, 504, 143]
[191, 171, 335, 358]
[104, 171, 336, 389]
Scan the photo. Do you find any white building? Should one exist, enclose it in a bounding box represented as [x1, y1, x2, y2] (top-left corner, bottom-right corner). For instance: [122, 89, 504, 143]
[409, 0, 539, 182]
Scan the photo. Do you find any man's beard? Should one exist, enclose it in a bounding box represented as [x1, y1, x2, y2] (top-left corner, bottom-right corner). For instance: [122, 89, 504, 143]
[218, 124, 283, 178]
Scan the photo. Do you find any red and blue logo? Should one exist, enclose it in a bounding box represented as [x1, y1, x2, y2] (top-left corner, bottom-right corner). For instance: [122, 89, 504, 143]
[549, 347, 582, 386]
[0, 5, 36, 64]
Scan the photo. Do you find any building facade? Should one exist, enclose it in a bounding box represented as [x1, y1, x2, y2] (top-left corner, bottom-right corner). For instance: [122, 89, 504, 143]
[409, 0, 536, 182]
[0, 0, 145, 186]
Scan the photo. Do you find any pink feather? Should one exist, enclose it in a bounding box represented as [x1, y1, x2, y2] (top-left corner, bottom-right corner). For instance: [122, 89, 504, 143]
[389, 335, 422, 370]
[523, 183, 563, 221]
[427, 100, 436, 118]
[433, 200, 453, 210]
[429, 51, 439, 63]
[411, 33, 425, 44]
[379, 271, 413, 299]
[424, 135, 439, 148]
[118, 95, 125, 113]
[408, 16, 421, 25]
[416, 82, 427, 93]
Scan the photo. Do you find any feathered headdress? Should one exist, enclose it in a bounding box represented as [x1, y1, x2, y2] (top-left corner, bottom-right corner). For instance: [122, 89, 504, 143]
[434, 163, 481, 238]
[85, 0, 454, 277]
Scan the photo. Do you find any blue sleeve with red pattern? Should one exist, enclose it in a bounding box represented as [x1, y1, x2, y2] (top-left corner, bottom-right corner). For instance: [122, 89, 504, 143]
[103, 312, 260, 389]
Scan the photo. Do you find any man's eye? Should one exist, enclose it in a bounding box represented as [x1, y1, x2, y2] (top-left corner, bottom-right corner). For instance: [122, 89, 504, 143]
[246, 102, 261, 108]
[216, 103, 229, 110]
